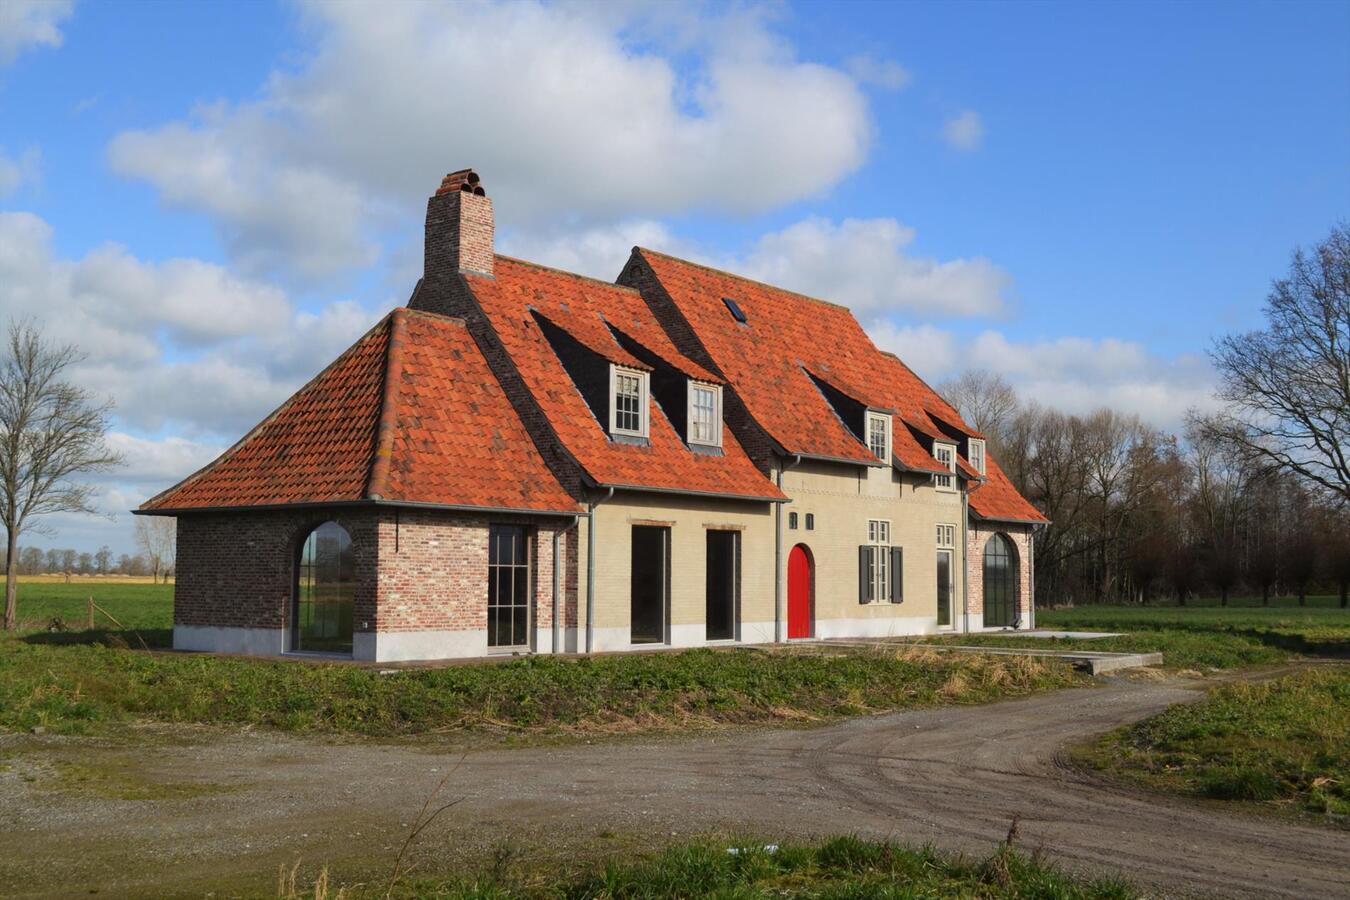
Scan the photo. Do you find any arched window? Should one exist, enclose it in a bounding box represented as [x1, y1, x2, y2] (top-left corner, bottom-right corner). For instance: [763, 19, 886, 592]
[982, 533, 1017, 628]
[295, 521, 355, 654]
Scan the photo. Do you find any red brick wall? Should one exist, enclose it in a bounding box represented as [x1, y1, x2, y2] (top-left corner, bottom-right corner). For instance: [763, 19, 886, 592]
[176, 507, 577, 641]
[966, 521, 1033, 624]
[424, 190, 494, 278]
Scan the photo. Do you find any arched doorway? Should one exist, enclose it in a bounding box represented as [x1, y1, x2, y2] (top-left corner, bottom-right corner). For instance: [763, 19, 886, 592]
[294, 521, 355, 654]
[982, 533, 1018, 628]
[787, 544, 813, 639]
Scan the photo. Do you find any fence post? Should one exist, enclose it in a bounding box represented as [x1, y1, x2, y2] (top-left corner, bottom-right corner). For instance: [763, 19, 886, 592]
[88, 595, 94, 629]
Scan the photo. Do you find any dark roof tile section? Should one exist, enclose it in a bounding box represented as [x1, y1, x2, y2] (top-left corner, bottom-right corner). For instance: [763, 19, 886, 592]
[140, 309, 578, 514]
[464, 256, 782, 501]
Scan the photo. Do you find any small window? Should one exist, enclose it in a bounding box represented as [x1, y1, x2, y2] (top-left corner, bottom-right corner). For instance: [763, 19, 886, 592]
[968, 438, 986, 476]
[805, 513, 815, 531]
[936, 524, 956, 548]
[722, 297, 747, 323]
[866, 412, 891, 462]
[933, 442, 956, 491]
[860, 519, 900, 604]
[688, 382, 722, 447]
[610, 366, 648, 437]
[789, 512, 799, 529]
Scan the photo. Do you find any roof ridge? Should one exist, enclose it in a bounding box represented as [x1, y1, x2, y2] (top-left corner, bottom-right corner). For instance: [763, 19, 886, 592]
[634, 247, 853, 312]
[878, 349, 975, 432]
[140, 310, 396, 511]
[492, 254, 642, 294]
[365, 308, 408, 500]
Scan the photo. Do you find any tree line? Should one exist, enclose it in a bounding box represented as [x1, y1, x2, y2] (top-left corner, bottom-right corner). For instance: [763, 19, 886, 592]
[0, 545, 170, 580]
[940, 226, 1349, 607]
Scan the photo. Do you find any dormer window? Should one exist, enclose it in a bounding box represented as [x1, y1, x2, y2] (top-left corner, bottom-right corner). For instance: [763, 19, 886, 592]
[866, 411, 891, 462]
[933, 441, 957, 491]
[967, 438, 986, 477]
[610, 366, 649, 437]
[688, 382, 722, 447]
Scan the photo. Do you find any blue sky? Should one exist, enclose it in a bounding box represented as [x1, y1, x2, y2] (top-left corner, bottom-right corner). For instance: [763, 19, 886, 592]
[1, 0, 1347, 554]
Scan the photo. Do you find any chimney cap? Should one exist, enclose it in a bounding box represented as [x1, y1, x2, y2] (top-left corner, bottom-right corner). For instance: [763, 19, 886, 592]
[436, 168, 485, 196]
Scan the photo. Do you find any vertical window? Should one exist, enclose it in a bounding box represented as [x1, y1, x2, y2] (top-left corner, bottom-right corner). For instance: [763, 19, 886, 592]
[968, 439, 986, 476]
[866, 412, 891, 461]
[789, 512, 799, 529]
[933, 442, 956, 491]
[488, 525, 531, 649]
[936, 524, 955, 627]
[860, 520, 900, 604]
[805, 513, 815, 531]
[688, 382, 722, 447]
[610, 367, 647, 436]
[295, 521, 355, 654]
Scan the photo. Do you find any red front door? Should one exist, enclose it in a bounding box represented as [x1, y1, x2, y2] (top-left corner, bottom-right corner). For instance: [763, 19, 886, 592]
[787, 544, 812, 639]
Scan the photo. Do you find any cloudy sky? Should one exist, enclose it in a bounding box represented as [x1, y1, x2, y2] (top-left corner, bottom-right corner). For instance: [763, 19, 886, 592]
[2, 0, 1348, 554]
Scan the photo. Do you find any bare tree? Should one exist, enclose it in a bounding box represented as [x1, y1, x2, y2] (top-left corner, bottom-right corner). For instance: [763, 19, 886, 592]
[95, 545, 111, 576]
[1191, 226, 1350, 502]
[937, 369, 1020, 453]
[1, 321, 122, 629]
[134, 516, 176, 584]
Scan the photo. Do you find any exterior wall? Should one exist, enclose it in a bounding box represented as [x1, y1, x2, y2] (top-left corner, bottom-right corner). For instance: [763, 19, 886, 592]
[173, 509, 379, 655]
[966, 520, 1034, 630]
[778, 459, 968, 638]
[578, 490, 776, 651]
[172, 507, 576, 661]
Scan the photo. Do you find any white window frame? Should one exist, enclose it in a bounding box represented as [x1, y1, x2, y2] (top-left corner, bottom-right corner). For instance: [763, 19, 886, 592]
[687, 381, 723, 448]
[936, 524, 956, 548]
[609, 365, 649, 438]
[866, 519, 891, 603]
[865, 411, 892, 462]
[932, 441, 957, 492]
[967, 438, 986, 477]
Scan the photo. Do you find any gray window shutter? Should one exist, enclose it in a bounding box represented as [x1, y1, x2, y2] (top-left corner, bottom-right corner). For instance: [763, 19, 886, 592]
[858, 545, 871, 603]
[890, 547, 904, 603]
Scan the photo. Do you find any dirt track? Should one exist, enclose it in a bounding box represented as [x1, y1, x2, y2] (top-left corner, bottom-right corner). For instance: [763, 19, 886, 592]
[2, 674, 1347, 898]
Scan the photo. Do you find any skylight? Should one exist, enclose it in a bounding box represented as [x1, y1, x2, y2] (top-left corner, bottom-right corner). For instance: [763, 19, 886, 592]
[722, 297, 747, 323]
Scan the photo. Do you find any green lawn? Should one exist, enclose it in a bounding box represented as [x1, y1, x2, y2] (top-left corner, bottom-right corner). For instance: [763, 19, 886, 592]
[1074, 667, 1350, 828]
[294, 836, 1134, 899]
[915, 603, 1350, 670]
[7, 581, 174, 639]
[1, 581, 1080, 738]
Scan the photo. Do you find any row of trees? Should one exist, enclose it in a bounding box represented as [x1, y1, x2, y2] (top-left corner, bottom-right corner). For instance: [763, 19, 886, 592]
[939, 226, 1349, 607]
[0, 546, 171, 580]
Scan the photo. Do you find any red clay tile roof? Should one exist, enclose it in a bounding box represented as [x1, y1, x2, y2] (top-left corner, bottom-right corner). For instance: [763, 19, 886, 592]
[140, 309, 579, 514]
[969, 454, 1048, 524]
[634, 249, 955, 473]
[463, 256, 783, 501]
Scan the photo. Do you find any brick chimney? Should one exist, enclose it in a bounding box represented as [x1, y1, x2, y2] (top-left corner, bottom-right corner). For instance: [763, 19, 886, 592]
[425, 168, 494, 278]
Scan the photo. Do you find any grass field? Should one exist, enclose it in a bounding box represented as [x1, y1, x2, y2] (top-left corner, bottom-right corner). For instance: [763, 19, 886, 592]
[1075, 667, 1350, 828]
[1, 581, 1079, 738]
[345, 835, 1134, 899]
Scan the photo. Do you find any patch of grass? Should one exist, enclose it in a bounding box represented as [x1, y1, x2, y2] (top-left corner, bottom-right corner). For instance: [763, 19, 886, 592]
[918, 603, 1350, 670]
[33, 757, 238, 801]
[5, 580, 173, 638]
[306, 835, 1135, 899]
[0, 637, 1081, 738]
[1074, 667, 1350, 827]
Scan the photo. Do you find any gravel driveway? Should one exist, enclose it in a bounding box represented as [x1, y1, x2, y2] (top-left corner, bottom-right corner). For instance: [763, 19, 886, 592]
[1, 673, 1346, 898]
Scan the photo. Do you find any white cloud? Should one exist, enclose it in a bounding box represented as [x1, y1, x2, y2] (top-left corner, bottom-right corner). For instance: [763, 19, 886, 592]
[866, 323, 1217, 431]
[500, 219, 688, 281]
[0, 146, 40, 196]
[942, 110, 985, 152]
[729, 217, 1012, 318]
[0, 211, 378, 438]
[846, 55, 911, 91]
[0, 0, 72, 66]
[107, 1, 872, 283]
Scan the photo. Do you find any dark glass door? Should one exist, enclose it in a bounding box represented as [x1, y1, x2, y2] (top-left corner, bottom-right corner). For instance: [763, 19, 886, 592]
[489, 525, 531, 649]
[983, 535, 1014, 627]
[705, 530, 738, 641]
[631, 525, 668, 643]
[295, 521, 355, 654]
[936, 549, 953, 627]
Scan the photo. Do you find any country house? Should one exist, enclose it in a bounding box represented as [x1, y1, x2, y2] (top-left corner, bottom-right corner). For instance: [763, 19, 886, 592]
[137, 169, 1046, 661]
